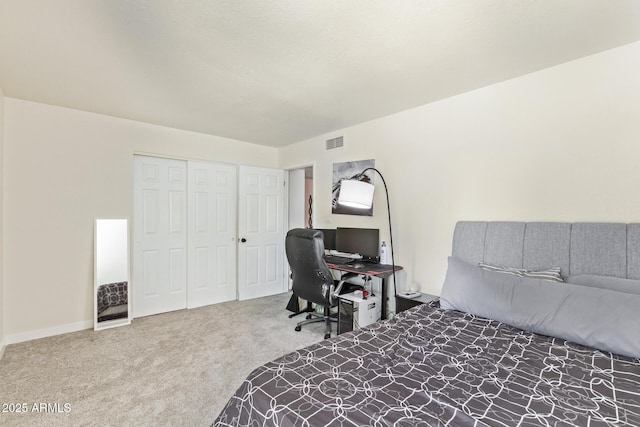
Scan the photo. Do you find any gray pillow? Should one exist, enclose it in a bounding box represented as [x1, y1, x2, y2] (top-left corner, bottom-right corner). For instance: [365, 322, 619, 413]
[440, 256, 640, 359]
[566, 274, 640, 295]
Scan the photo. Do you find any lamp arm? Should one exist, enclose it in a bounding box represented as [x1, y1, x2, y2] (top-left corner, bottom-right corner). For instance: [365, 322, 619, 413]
[355, 167, 397, 297]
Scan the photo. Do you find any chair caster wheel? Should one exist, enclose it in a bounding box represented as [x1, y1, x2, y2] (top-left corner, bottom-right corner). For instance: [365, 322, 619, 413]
[305, 314, 312, 320]
[295, 326, 301, 332]
[324, 333, 331, 339]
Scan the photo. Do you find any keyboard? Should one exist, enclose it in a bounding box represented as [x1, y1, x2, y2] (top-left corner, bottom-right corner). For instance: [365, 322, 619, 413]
[324, 255, 355, 265]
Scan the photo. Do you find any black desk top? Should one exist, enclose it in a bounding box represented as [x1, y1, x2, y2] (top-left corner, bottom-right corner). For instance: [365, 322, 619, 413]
[326, 261, 403, 277]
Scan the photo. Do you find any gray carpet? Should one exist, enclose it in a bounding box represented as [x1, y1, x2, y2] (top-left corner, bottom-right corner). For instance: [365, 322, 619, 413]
[0, 293, 326, 426]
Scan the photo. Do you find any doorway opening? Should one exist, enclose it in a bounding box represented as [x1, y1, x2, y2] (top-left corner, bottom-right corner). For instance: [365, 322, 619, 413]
[287, 166, 314, 230]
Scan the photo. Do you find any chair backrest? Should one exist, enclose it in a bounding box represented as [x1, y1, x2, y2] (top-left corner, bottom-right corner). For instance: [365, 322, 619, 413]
[285, 228, 334, 305]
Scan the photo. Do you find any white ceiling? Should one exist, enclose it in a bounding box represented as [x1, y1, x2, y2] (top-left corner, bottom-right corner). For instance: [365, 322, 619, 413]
[1, 1, 639, 147]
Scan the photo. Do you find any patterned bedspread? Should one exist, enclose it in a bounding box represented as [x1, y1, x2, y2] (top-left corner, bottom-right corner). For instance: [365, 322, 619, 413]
[214, 302, 640, 426]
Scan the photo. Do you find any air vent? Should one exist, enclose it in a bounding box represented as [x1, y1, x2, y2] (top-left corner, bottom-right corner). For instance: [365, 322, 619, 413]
[325, 136, 344, 150]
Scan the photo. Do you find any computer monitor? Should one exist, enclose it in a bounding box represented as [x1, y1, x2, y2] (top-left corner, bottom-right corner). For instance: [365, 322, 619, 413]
[335, 227, 380, 262]
[315, 228, 336, 251]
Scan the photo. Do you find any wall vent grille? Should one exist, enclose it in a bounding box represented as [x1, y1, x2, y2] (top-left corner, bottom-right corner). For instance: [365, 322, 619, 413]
[325, 136, 344, 150]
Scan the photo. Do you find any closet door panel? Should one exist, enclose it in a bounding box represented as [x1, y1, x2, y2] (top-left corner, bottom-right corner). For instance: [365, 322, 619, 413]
[134, 156, 188, 317]
[187, 161, 237, 308]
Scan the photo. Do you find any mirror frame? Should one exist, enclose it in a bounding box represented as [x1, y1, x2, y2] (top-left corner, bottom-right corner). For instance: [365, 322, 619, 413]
[94, 218, 131, 331]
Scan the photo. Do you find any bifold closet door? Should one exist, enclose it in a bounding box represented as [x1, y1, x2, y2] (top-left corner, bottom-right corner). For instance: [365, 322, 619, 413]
[133, 156, 188, 317]
[187, 161, 237, 308]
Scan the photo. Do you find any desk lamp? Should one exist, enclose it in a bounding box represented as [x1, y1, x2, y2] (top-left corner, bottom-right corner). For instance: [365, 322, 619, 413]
[337, 168, 397, 297]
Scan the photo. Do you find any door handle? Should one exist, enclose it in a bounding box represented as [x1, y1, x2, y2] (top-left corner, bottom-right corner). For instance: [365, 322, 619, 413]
[241, 238, 247, 243]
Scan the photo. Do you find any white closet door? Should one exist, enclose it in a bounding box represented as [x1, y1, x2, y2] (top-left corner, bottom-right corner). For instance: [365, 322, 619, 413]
[238, 166, 286, 300]
[187, 161, 237, 308]
[133, 156, 188, 317]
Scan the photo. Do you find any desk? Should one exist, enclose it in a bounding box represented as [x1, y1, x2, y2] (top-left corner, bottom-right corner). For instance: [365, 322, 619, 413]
[325, 261, 403, 320]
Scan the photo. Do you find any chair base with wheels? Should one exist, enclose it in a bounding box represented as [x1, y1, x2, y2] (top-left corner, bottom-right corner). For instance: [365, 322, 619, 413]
[291, 273, 361, 339]
[286, 296, 315, 319]
[293, 304, 335, 339]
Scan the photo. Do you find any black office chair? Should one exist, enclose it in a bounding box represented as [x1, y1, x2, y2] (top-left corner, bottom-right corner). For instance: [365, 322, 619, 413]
[285, 228, 357, 339]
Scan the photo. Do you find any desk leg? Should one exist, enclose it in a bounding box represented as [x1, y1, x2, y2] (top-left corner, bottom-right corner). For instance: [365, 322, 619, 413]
[381, 277, 387, 320]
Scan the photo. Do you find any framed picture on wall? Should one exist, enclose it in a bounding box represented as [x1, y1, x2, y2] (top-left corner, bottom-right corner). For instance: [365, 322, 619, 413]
[331, 159, 375, 216]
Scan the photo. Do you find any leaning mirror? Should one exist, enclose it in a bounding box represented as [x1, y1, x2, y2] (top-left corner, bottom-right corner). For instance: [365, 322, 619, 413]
[94, 218, 131, 330]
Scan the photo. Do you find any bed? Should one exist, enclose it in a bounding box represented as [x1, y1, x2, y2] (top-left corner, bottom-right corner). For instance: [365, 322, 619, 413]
[214, 222, 640, 426]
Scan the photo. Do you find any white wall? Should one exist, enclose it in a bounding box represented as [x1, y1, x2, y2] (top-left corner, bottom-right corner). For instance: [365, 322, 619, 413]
[280, 41, 640, 296]
[4, 99, 278, 341]
[0, 87, 5, 357]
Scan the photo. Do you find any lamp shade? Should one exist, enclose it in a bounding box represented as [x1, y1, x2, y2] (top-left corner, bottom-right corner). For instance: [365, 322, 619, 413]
[338, 179, 375, 209]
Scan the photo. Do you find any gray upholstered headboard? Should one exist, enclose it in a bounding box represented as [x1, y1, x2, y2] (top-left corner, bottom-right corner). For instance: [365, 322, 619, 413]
[452, 222, 640, 279]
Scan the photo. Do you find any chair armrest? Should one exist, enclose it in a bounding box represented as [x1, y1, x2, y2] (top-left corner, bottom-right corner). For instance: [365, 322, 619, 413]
[330, 273, 360, 303]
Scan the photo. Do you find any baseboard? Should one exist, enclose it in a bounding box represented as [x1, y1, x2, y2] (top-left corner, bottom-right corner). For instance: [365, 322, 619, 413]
[5, 320, 93, 346]
[0, 337, 6, 361]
